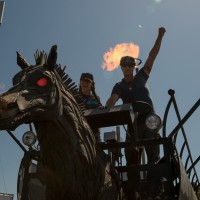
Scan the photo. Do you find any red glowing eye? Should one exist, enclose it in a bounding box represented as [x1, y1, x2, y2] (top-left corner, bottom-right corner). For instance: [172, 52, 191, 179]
[37, 78, 48, 87]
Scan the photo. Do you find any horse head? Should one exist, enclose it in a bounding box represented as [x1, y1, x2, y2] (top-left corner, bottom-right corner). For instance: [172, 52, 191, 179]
[0, 45, 76, 130]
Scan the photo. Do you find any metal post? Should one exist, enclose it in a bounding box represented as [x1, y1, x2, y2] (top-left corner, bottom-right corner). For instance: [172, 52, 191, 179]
[116, 126, 120, 142]
[0, 1, 5, 25]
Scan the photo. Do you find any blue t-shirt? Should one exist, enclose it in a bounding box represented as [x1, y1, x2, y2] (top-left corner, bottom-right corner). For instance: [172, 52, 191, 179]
[111, 69, 154, 110]
[79, 93, 100, 109]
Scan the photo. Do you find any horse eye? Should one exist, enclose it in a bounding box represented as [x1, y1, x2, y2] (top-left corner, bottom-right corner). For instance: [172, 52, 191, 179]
[37, 77, 48, 87]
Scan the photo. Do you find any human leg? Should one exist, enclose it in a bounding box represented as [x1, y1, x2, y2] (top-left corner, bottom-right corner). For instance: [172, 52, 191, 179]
[143, 129, 162, 197]
[143, 130, 160, 164]
[125, 131, 141, 200]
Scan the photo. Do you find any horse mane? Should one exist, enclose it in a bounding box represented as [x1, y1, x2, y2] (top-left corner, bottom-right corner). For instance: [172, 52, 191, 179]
[33, 49, 97, 164]
[34, 50, 86, 111]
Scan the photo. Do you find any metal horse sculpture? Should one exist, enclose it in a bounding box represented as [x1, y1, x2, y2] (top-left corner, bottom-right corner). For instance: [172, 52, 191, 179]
[0, 45, 121, 200]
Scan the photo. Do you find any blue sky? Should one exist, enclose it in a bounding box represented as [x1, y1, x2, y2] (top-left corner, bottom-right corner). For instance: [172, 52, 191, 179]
[0, 0, 200, 199]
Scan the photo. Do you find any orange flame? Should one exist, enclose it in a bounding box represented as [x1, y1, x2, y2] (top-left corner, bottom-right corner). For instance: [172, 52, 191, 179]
[102, 43, 140, 71]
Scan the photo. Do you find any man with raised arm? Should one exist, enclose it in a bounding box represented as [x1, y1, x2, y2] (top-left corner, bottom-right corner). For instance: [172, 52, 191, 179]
[106, 27, 166, 199]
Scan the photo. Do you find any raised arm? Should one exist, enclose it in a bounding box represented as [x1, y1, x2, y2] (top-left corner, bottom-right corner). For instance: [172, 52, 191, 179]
[143, 27, 166, 75]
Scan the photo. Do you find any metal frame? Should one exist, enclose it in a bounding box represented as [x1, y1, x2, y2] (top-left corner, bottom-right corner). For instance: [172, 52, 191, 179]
[162, 89, 200, 197]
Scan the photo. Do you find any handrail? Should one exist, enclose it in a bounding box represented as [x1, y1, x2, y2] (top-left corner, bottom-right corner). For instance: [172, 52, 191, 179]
[162, 89, 174, 137]
[162, 90, 200, 193]
[187, 156, 200, 174]
[168, 99, 200, 138]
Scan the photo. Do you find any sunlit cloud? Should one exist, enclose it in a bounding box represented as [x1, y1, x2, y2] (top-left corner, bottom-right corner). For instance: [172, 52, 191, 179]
[102, 43, 140, 71]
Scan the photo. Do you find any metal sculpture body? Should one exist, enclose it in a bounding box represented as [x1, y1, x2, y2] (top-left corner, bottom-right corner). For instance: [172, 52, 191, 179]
[0, 45, 121, 200]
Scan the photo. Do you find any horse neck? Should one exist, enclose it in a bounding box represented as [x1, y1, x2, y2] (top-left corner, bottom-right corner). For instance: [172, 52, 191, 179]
[34, 92, 96, 167]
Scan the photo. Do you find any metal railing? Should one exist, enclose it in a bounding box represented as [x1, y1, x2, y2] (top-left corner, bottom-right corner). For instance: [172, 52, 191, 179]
[162, 89, 200, 193]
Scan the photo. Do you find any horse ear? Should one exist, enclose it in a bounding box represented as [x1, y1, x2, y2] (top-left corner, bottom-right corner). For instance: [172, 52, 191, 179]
[16, 51, 30, 69]
[47, 45, 57, 66]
